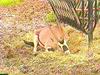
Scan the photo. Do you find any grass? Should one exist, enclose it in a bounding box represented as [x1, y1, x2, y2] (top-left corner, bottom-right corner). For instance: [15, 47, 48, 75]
[0, 0, 99, 73]
[1, 23, 100, 75]
[0, 0, 23, 7]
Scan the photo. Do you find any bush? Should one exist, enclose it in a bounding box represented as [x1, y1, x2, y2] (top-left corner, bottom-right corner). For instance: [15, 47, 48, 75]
[44, 11, 57, 23]
[0, 0, 23, 7]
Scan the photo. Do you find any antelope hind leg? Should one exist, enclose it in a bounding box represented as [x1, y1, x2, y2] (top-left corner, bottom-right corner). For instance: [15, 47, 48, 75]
[33, 34, 39, 52]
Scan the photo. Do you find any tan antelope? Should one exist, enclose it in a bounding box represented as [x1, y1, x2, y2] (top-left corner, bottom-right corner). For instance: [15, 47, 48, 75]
[24, 25, 70, 54]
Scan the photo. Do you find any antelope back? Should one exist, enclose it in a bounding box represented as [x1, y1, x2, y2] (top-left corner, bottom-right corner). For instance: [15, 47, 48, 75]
[37, 25, 65, 48]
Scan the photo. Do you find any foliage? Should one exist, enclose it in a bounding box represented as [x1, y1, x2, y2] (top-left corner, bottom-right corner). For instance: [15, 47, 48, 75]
[0, 0, 23, 7]
[44, 11, 57, 23]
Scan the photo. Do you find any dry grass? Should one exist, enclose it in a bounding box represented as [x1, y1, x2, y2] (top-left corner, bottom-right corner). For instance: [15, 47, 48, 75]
[1, 23, 100, 75]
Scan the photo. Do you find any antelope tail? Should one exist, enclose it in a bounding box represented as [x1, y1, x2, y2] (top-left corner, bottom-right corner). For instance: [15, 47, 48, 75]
[23, 40, 34, 47]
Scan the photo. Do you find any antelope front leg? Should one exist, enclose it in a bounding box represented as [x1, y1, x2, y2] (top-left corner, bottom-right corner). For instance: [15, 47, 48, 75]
[33, 34, 38, 52]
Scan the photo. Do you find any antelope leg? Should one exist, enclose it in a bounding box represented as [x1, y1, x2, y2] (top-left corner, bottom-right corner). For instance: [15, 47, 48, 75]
[33, 34, 38, 52]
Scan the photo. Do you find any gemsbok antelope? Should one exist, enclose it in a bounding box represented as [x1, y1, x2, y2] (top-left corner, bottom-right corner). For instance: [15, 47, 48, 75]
[24, 25, 70, 54]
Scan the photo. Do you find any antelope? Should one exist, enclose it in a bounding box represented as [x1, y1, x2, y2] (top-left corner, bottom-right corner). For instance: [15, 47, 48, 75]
[24, 25, 70, 54]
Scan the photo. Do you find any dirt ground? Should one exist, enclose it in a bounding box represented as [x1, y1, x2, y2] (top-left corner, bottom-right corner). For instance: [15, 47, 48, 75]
[0, 0, 100, 75]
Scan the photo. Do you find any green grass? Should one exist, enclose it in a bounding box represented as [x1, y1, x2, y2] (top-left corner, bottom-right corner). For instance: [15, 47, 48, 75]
[44, 11, 57, 23]
[0, 0, 23, 7]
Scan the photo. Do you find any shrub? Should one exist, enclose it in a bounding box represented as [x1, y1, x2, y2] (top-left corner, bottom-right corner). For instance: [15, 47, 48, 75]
[44, 11, 57, 23]
[0, 0, 23, 7]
